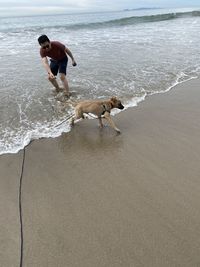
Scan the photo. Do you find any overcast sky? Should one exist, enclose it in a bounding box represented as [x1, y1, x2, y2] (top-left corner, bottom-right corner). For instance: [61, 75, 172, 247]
[0, 0, 199, 17]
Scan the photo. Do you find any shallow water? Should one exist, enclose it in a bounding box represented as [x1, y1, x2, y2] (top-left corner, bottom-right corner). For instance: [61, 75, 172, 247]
[0, 8, 200, 154]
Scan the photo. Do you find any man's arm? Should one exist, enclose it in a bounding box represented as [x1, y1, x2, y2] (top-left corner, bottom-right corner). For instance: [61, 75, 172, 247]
[65, 47, 77, 66]
[41, 57, 55, 78]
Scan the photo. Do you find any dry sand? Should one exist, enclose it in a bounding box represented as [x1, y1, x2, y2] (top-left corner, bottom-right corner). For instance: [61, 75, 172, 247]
[1, 77, 200, 266]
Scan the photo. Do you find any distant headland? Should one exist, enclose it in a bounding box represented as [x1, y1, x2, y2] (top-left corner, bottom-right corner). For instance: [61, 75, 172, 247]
[123, 7, 161, 11]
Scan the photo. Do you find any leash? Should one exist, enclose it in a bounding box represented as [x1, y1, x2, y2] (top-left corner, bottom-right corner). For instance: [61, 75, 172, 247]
[55, 113, 101, 128]
[19, 147, 26, 267]
[54, 114, 74, 128]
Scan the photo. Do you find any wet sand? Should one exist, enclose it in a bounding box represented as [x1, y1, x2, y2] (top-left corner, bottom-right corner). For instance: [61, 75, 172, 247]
[1, 77, 200, 266]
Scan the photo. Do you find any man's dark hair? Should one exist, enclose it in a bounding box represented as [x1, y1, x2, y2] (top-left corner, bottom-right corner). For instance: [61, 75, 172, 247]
[38, 35, 50, 45]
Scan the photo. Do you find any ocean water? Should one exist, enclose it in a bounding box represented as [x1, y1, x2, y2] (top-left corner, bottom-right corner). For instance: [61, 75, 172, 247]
[0, 8, 200, 154]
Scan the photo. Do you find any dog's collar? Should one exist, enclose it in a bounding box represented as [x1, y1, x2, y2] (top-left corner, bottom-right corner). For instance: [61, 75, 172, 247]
[101, 104, 110, 115]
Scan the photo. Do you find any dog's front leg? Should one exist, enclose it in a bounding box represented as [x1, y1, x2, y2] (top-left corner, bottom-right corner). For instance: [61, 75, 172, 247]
[104, 112, 121, 133]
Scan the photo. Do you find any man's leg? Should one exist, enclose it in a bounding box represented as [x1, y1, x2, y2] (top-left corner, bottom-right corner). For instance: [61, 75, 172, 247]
[60, 73, 70, 97]
[59, 57, 69, 97]
[48, 76, 60, 92]
[49, 60, 61, 92]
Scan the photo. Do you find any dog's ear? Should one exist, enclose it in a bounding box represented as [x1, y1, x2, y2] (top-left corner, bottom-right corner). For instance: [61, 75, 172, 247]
[110, 97, 117, 103]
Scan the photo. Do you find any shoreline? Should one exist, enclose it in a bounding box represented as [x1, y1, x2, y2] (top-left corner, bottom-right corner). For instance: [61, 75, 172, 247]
[1, 77, 200, 266]
[0, 75, 198, 156]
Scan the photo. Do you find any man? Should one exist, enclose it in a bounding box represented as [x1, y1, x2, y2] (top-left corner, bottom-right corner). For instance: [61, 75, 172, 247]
[38, 35, 77, 97]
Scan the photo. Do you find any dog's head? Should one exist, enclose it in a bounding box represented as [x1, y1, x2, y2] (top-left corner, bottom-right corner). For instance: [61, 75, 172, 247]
[110, 97, 124, 110]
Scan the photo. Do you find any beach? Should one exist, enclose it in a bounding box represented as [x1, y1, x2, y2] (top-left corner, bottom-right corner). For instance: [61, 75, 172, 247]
[1, 77, 200, 266]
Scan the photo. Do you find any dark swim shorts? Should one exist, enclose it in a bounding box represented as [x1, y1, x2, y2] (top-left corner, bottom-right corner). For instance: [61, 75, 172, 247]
[50, 56, 68, 76]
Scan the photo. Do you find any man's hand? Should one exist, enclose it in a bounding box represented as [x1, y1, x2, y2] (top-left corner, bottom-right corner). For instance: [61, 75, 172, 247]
[72, 60, 77, 67]
[48, 72, 55, 79]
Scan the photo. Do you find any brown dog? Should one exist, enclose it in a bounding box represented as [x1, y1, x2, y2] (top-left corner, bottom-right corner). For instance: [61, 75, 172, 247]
[70, 97, 124, 133]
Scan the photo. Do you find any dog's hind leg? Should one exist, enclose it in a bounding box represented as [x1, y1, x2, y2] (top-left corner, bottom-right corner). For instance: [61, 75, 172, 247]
[70, 109, 84, 127]
[70, 116, 75, 126]
[98, 117, 104, 128]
